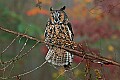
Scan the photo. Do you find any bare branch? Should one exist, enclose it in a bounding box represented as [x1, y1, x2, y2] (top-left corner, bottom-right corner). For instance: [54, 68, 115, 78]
[0, 26, 42, 42]
[0, 41, 39, 71]
[0, 26, 120, 67]
[1, 35, 19, 55]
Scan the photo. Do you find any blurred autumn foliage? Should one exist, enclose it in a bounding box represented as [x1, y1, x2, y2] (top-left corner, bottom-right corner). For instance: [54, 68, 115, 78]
[26, 8, 49, 16]
[0, 0, 120, 80]
[27, 0, 120, 79]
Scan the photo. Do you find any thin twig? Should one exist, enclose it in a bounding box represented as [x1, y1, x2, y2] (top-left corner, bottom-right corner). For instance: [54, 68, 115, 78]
[0, 41, 39, 71]
[55, 55, 85, 80]
[0, 26, 120, 67]
[0, 61, 47, 79]
[0, 35, 19, 55]
[70, 55, 85, 70]
[0, 26, 42, 42]
[11, 61, 47, 79]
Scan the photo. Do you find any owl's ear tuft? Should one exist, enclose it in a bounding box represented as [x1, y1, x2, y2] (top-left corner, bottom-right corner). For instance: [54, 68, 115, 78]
[60, 6, 66, 11]
[50, 7, 53, 11]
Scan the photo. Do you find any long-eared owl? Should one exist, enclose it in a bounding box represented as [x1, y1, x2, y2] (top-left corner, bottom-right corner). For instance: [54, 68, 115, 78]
[44, 6, 74, 69]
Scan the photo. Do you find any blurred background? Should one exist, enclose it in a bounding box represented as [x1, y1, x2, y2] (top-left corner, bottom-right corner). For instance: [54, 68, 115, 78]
[0, 0, 120, 80]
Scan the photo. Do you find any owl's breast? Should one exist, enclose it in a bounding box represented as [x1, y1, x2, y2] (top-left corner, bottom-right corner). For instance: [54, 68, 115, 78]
[47, 24, 70, 40]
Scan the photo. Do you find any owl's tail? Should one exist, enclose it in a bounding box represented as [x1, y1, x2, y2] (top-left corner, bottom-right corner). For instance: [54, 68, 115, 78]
[45, 47, 73, 68]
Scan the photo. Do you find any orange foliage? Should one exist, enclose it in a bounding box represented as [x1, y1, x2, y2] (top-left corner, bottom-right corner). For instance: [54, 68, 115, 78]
[26, 8, 49, 16]
[84, 0, 93, 3]
[67, 4, 88, 19]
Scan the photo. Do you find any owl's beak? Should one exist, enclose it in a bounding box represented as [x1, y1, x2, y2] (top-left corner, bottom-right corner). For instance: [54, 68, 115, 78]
[55, 18, 58, 22]
[54, 17, 59, 23]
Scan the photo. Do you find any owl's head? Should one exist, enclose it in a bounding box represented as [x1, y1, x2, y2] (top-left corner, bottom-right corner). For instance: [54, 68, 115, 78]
[49, 6, 68, 24]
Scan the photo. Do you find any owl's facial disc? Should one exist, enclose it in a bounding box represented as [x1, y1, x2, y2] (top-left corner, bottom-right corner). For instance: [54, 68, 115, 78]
[50, 10, 66, 24]
[49, 7, 67, 24]
[52, 11, 61, 24]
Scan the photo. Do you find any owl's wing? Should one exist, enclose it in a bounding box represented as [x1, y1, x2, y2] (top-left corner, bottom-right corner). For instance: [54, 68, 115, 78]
[67, 22, 74, 41]
[44, 28, 48, 38]
[44, 22, 50, 38]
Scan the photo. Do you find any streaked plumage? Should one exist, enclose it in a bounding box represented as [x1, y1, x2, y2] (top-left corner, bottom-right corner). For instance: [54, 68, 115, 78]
[44, 6, 74, 69]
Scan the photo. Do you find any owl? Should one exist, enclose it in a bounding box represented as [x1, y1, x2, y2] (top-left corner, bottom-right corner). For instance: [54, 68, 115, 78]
[44, 6, 74, 69]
